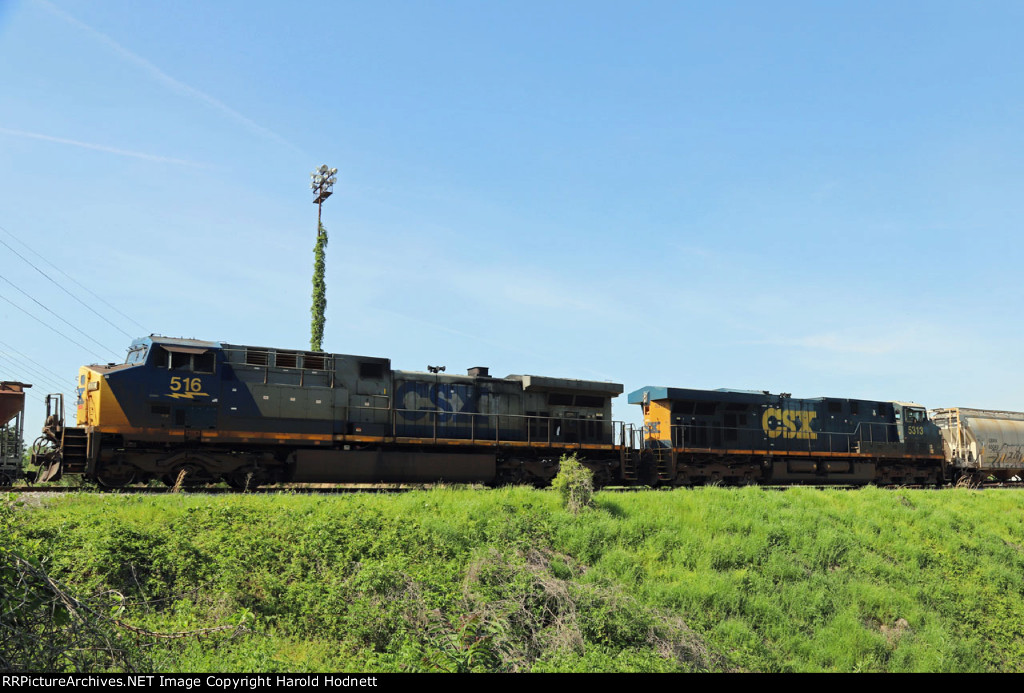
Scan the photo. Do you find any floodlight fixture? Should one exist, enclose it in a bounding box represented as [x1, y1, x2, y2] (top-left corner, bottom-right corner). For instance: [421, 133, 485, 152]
[311, 163, 336, 227]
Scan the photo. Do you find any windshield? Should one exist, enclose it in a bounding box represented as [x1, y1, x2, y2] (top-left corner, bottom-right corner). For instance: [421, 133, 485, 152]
[125, 344, 149, 365]
[905, 409, 926, 424]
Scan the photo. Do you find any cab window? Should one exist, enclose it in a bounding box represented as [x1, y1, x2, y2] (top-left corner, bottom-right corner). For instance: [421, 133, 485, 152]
[157, 347, 215, 374]
[126, 345, 149, 364]
[903, 409, 925, 424]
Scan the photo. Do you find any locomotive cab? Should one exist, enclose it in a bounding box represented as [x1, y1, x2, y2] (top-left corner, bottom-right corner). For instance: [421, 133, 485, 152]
[892, 402, 942, 458]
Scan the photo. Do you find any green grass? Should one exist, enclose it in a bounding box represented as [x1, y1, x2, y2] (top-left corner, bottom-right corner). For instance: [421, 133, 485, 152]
[4, 486, 1024, 672]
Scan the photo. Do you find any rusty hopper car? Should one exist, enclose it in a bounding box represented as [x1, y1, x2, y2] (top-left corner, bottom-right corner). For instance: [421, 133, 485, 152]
[33, 336, 625, 487]
[629, 385, 946, 485]
[1, 381, 30, 485]
[930, 407, 1024, 483]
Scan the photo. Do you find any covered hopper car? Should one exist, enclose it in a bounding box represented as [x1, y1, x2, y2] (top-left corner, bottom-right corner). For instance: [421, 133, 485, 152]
[930, 408, 1024, 483]
[1, 381, 30, 485]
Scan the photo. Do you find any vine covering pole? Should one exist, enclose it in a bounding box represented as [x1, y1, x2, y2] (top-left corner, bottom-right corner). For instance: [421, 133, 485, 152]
[309, 165, 337, 352]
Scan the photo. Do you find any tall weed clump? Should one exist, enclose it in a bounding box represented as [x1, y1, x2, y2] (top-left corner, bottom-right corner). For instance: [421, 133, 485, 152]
[551, 454, 593, 514]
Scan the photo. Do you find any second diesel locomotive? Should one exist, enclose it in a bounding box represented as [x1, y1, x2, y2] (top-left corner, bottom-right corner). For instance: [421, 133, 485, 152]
[629, 385, 945, 486]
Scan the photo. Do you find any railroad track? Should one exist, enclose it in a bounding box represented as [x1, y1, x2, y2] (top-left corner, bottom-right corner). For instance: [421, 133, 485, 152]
[2, 482, 1022, 494]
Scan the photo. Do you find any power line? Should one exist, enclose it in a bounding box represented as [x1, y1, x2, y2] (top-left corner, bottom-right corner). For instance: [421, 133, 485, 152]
[0, 352, 69, 394]
[0, 223, 144, 334]
[0, 338, 73, 386]
[0, 292, 110, 361]
[0, 366, 67, 397]
[0, 273, 121, 358]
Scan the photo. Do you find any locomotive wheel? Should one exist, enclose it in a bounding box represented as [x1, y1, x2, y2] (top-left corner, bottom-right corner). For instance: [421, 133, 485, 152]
[491, 467, 526, 487]
[162, 464, 208, 487]
[95, 461, 137, 489]
[223, 469, 259, 490]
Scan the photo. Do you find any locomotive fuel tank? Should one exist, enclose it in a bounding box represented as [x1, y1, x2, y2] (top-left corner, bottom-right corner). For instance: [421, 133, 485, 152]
[929, 408, 1024, 482]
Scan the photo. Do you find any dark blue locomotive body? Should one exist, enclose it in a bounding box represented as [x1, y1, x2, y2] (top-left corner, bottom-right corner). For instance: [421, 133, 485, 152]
[629, 386, 945, 485]
[46, 336, 624, 487]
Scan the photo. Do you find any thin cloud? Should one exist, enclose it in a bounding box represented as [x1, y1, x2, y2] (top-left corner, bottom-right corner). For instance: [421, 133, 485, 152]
[0, 126, 206, 166]
[375, 309, 620, 382]
[748, 322, 963, 357]
[377, 308, 552, 363]
[759, 331, 897, 356]
[35, 0, 302, 155]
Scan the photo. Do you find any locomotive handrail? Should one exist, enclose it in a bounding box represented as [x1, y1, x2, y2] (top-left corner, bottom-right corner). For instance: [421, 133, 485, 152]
[378, 406, 622, 447]
[662, 421, 902, 454]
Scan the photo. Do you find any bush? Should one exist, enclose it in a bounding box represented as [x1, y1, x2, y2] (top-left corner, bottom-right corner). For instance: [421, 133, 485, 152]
[551, 454, 594, 514]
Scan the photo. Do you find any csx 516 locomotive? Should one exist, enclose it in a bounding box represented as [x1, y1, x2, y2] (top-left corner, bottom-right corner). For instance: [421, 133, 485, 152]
[33, 335, 625, 487]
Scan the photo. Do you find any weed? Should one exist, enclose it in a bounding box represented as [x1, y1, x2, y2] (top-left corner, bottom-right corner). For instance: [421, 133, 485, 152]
[551, 453, 594, 514]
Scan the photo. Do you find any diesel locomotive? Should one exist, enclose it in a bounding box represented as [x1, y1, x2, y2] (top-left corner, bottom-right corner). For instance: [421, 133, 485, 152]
[629, 386, 946, 486]
[31, 335, 625, 487]
[18, 334, 1022, 488]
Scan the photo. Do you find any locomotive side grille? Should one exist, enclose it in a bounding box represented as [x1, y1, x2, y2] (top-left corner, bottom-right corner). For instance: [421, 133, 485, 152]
[245, 349, 269, 366]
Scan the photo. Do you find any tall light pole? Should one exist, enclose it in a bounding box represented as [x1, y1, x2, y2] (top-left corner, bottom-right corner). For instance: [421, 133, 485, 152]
[309, 165, 337, 352]
[310, 164, 337, 227]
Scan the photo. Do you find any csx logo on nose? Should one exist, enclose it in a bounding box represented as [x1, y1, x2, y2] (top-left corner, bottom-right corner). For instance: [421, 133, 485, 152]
[762, 408, 817, 440]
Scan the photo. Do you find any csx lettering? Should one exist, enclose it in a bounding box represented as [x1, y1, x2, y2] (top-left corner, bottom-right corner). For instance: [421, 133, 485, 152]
[395, 382, 469, 423]
[762, 408, 817, 440]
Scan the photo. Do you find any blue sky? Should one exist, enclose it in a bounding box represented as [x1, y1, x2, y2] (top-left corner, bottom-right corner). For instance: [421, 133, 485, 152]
[2, 0, 1023, 437]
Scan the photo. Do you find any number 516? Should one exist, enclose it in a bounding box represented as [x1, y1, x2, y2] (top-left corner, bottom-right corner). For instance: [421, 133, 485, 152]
[170, 376, 202, 393]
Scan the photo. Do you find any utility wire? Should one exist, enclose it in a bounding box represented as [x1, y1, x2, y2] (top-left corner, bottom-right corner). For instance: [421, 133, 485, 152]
[24, 390, 48, 406]
[0, 361, 68, 395]
[0, 338, 74, 386]
[0, 292, 108, 361]
[0, 224, 143, 334]
[0, 273, 121, 358]
[0, 353, 69, 394]
[0, 381, 55, 409]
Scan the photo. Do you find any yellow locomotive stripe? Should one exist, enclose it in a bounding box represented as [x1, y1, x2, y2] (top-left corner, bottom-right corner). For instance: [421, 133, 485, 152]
[671, 447, 944, 460]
